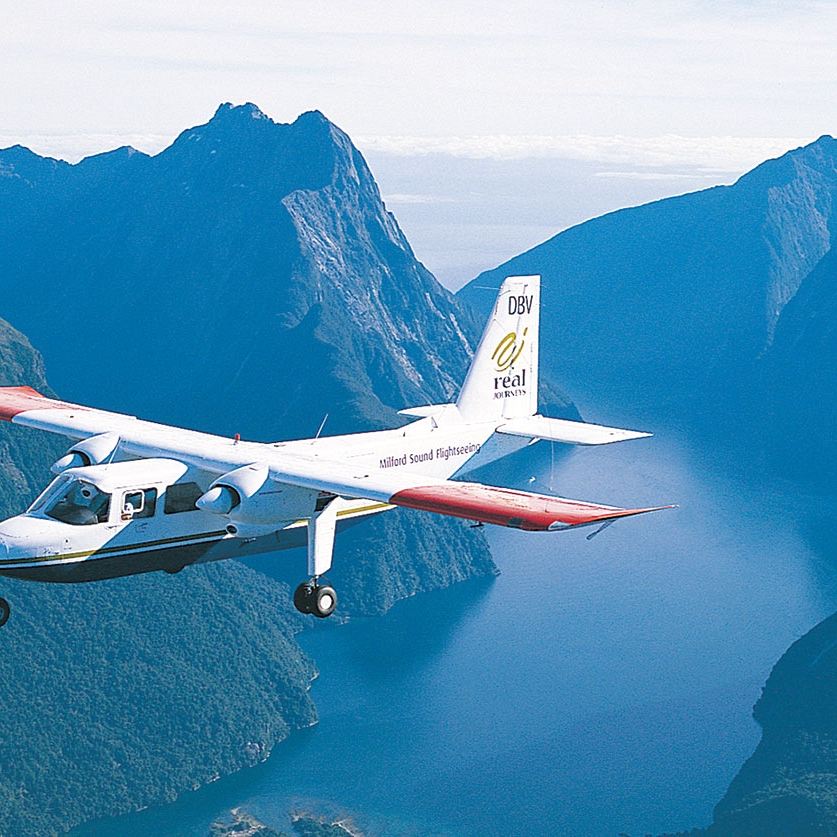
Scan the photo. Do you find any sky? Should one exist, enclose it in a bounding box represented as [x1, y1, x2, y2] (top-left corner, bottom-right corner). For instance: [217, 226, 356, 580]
[2, 0, 836, 286]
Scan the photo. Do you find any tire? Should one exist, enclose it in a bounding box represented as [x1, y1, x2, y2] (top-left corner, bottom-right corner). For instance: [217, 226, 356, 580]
[293, 582, 313, 614]
[312, 585, 337, 618]
[0, 597, 9, 628]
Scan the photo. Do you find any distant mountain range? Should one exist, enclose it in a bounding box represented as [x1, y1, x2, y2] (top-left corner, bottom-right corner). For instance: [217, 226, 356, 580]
[459, 136, 837, 479]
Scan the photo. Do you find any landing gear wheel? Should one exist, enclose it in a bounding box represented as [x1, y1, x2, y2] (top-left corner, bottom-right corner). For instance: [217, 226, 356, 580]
[312, 585, 337, 619]
[293, 581, 337, 618]
[0, 597, 9, 628]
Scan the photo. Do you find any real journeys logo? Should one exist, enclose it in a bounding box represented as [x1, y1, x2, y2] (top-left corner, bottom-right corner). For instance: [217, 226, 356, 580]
[491, 291, 533, 399]
[492, 329, 528, 372]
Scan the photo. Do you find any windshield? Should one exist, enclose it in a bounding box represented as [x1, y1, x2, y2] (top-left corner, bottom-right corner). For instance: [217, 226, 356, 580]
[45, 479, 111, 526]
[27, 475, 70, 515]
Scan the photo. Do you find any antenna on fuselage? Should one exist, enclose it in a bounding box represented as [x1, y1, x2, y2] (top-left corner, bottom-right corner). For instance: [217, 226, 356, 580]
[314, 414, 329, 440]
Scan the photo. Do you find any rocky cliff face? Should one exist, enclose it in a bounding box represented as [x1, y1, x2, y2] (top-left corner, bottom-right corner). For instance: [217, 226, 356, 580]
[0, 104, 512, 437]
[760, 245, 837, 481]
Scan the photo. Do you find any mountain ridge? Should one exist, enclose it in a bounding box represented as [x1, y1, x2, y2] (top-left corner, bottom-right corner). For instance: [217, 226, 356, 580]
[458, 135, 837, 431]
[0, 103, 518, 834]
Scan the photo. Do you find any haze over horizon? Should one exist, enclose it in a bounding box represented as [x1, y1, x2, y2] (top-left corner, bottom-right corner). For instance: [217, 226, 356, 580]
[3, 1, 834, 284]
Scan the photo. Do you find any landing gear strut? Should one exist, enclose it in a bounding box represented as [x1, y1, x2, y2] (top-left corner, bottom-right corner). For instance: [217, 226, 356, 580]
[0, 597, 9, 628]
[293, 579, 337, 618]
[295, 500, 339, 618]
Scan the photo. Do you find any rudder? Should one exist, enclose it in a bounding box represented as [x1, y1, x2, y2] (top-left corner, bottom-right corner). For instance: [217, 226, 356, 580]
[456, 275, 540, 423]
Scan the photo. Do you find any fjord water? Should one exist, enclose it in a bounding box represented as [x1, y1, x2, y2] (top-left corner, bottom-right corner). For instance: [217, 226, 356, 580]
[71, 427, 837, 837]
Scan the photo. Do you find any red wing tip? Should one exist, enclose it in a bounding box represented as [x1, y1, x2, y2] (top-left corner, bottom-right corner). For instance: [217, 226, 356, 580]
[603, 503, 678, 517]
[0, 385, 82, 422]
[1, 385, 45, 397]
[390, 484, 676, 532]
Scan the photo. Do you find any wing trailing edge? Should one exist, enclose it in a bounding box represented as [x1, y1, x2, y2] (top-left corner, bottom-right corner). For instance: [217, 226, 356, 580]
[389, 482, 673, 532]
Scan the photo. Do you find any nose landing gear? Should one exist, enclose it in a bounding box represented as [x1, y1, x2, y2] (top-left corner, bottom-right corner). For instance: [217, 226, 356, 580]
[0, 597, 9, 628]
[293, 579, 337, 618]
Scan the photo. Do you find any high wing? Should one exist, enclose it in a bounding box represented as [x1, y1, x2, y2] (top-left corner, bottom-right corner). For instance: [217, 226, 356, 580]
[0, 385, 669, 533]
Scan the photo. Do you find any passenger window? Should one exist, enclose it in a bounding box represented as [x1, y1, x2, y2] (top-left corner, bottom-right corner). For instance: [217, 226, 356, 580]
[46, 480, 111, 526]
[122, 488, 157, 520]
[164, 482, 203, 514]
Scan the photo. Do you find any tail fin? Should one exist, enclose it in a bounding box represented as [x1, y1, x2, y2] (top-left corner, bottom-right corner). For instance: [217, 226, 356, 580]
[457, 275, 540, 423]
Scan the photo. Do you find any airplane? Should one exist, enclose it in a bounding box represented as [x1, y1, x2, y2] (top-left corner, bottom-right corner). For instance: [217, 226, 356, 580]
[0, 275, 672, 627]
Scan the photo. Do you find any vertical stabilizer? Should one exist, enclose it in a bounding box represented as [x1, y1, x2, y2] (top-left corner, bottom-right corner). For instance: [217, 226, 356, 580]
[457, 275, 540, 423]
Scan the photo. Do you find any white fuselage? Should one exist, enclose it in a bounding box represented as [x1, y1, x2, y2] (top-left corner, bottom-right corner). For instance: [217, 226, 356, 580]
[0, 415, 527, 583]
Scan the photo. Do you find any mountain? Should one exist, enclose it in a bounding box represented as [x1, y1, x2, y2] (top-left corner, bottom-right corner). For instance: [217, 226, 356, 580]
[689, 609, 837, 836]
[0, 320, 318, 837]
[0, 102, 574, 438]
[459, 136, 837, 431]
[761, 245, 837, 480]
[0, 103, 548, 834]
[457, 137, 837, 836]
[0, 102, 527, 622]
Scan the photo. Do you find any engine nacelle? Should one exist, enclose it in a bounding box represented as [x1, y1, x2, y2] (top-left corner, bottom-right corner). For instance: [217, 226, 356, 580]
[51, 432, 121, 474]
[196, 463, 323, 526]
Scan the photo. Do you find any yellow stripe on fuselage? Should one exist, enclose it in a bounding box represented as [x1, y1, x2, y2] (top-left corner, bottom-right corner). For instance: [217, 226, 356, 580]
[0, 502, 394, 569]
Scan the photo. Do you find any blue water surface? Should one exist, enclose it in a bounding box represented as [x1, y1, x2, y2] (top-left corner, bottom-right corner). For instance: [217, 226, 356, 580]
[70, 428, 837, 837]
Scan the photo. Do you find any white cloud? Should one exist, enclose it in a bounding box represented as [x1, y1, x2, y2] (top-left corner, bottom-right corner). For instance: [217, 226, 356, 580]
[1, 0, 836, 142]
[356, 134, 812, 175]
[2, 128, 813, 176]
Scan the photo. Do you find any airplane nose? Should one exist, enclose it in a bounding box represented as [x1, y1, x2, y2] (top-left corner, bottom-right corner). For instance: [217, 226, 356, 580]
[0, 534, 7, 561]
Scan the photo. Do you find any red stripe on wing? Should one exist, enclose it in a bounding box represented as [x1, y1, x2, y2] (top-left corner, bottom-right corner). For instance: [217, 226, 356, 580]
[0, 386, 88, 422]
[390, 482, 670, 531]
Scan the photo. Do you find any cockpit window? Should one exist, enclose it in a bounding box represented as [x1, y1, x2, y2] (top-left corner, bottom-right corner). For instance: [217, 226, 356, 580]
[46, 480, 111, 526]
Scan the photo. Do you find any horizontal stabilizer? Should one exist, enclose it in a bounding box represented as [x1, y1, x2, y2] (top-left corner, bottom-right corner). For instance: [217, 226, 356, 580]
[390, 481, 672, 532]
[496, 415, 651, 446]
[397, 403, 462, 423]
